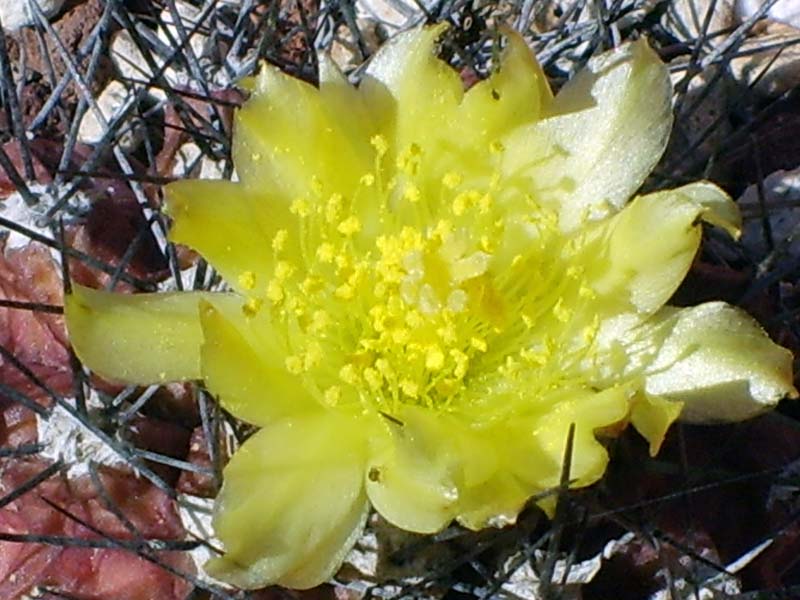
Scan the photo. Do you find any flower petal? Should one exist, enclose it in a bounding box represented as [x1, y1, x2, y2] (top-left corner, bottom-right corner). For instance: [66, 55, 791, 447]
[234, 61, 376, 201]
[630, 393, 683, 456]
[366, 405, 540, 533]
[454, 418, 552, 530]
[525, 386, 632, 490]
[363, 23, 462, 154]
[165, 179, 287, 293]
[365, 407, 462, 534]
[583, 181, 740, 315]
[206, 412, 369, 590]
[503, 39, 672, 230]
[458, 29, 551, 151]
[198, 300, 318, 426]
[64, 284, 239, 384]
[643, 302, 797, 422]
[365, 385, 630, 532]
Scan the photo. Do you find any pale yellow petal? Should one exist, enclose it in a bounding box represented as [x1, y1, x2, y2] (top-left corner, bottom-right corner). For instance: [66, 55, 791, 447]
[365, 407, 462, 534]
[455, 474, 531, 530]
[198, 300, 318, 426]
[234, 61, 374, 201]
[630, 392, 683, 456]
[366, 404, 544, 533]
[317, 54, 393, 230]
[457, 29, 550, 152]
[207, 413, 368, 590]
[583, 181, 739, 315]
[528, 386, 632, 490]
[366, 384, 630, 533]
[503, 40, 672, 230]
[165, 179, 285, 292]
[676, 181, 742, 237]
[458, 386, 632, 523]
[64, 285, 239, 384]
[361, 23, 463, 193]
[644, 302, 798, 422]
[454, 422, 546, 530]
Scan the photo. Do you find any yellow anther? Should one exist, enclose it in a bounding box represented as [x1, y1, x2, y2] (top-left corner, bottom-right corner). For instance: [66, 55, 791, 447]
[583, 316, 600, 344]
[447, 290, 468, 312]
[501, 355, 520, 378]
[363, 367, 382, 391]
[242, 297, 263, 318]
[304, 343, 323, 369]
[238, 271, 256, 291]
[326, 193, 343, 223]
[452, 193, 468, 216]
[405, 310, 423, 329]
[450, 349, 469, 378]
[396, 143, 422, 176]
[308, 310, 330, 334]
[290, 197, 310, 217]
[553, 297, 571, 323]
[369, 305, 387, 332]
[425, 345, 445, 371]
[432, 220, 453, 241]
[480, 235, 495, 253]
[400, 226, 423, 247]
[403, 184, 421, 203]
[338, 216, 361, 237]
[400, 379, 419, 399]
[437, 321, 457, 344]
[334, 254, 351, 271]
[442, 172, 462, 189]
[266, 280, 284, 304]
[392, 328, 410, 344]
[489, 140, 505, 154]
[370, 134, 388, 156]
[478, 193, 493, 213]
[470, 337, 488, 352]
[360, 173, 375, 187]
[274, 261, 294, 280]
[316, 243, 335, 263]
[375, 358, 394, 379]
[579, 285, 597, 300]
[566, 265, 584, 279]
[521, 347, 548, 367]
[452, 190, 481, 216]
[335, 283, 355, 299]
[272, 229, 288, 252]
[323, 386, 341, 407]
[301, 277, 322, 294]
[285, 355, 303, 375]
[339, 364, 359, 385]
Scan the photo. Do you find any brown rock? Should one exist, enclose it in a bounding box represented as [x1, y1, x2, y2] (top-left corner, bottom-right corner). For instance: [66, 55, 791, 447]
[6, 0, 113, 111]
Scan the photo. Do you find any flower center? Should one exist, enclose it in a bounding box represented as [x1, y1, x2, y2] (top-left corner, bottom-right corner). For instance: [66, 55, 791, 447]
[240, 137, 603, 417]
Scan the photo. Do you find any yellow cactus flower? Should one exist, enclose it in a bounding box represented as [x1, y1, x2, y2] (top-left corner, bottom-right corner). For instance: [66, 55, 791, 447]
[64, 24, 796, 590]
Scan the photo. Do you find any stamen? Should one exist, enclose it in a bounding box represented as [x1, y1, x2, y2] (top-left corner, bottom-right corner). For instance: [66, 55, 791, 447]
[264, 127, 598, 417]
